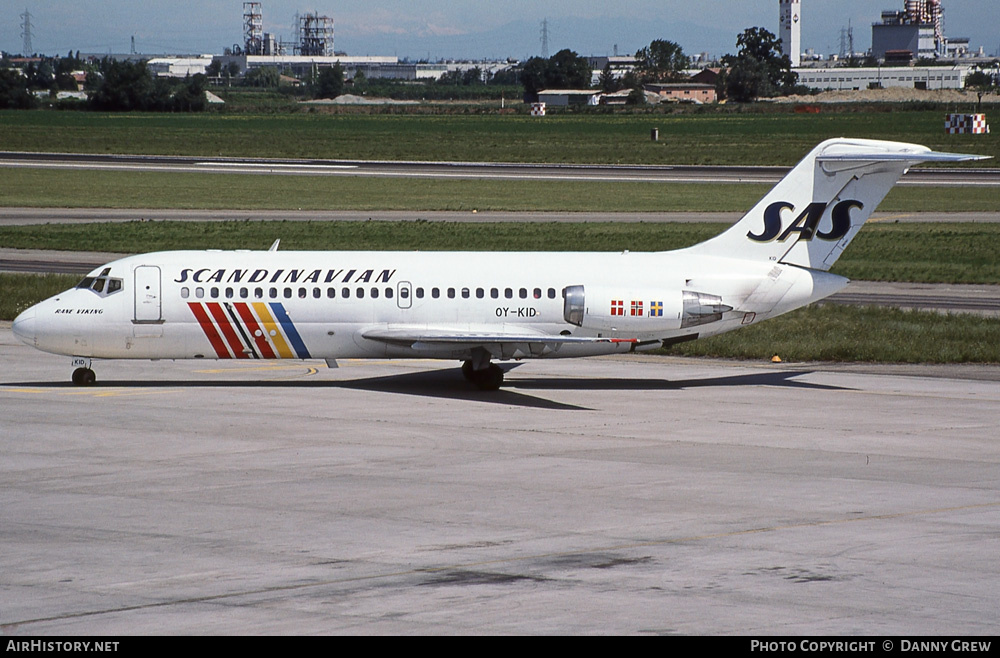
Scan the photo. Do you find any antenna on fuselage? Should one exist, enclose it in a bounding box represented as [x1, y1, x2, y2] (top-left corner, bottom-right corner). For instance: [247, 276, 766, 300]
[269, 239, 280, 252]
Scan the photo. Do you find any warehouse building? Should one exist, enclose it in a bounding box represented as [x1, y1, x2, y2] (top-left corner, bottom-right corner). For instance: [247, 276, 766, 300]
[795, 65, 973, 90]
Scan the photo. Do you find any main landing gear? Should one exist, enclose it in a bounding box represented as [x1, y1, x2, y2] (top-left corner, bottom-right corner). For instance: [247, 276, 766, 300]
[462, 348, 504, 391]
[462, 360, 504, 391]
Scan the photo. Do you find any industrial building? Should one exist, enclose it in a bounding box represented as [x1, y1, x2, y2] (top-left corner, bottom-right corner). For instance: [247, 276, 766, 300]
[786, 0, 984, 91]
[794, 64, 973, 90]
[212, 3, 510, 82]
[147, 57, 215, 78]
[872, 0, 945, 60]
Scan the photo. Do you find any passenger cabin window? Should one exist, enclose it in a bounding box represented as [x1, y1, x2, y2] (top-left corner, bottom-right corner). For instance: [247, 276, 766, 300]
[415, 287, 424, 299]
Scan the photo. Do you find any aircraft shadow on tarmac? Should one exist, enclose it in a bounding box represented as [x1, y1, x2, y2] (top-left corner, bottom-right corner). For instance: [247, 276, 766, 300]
[5, 366, 854, 412]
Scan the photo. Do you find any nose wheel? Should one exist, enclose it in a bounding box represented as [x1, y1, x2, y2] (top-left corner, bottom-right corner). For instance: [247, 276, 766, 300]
[72, 367, 96, 386]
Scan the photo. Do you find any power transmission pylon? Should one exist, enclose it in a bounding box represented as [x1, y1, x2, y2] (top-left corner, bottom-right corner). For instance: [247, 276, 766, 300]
[20, 8, 33, 55]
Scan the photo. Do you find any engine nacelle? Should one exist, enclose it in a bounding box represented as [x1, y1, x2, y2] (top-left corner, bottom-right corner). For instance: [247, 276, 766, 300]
[563, 285, 731, 333]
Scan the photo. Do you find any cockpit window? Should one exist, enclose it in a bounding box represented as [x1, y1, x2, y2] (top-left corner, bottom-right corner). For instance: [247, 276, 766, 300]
[77, 270, 123, 297]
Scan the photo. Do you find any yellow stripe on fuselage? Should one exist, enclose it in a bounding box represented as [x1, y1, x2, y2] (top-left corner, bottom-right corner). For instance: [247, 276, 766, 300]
[252, 302, 295, 359]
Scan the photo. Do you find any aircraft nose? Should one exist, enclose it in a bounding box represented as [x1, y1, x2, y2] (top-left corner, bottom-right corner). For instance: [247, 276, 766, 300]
[11, 306, 36, 346]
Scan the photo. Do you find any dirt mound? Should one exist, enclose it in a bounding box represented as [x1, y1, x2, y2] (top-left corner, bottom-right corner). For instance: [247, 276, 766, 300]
[302, 94, 418, 105]
[777, 87, 999, 104]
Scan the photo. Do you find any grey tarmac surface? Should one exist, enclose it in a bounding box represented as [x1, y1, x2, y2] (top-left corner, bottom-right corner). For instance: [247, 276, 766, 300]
[3, 207, 1000, 226]
[2, 324, 998, 635]
[1, 152, 997, 186]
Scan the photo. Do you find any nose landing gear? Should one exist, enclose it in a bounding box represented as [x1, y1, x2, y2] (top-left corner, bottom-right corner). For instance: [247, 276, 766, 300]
[70, 358, 96, 386]
[72, 367, 96, 386]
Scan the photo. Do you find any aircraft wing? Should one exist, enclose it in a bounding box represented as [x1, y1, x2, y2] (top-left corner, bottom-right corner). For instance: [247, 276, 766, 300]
[361, 326, 638, 357]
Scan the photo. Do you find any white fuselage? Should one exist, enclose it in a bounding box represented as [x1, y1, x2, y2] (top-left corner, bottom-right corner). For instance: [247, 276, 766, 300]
[12, 249, 847, 363]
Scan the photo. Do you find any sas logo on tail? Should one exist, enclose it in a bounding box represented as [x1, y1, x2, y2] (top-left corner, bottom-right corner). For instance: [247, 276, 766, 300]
[748, 199, 864, 243]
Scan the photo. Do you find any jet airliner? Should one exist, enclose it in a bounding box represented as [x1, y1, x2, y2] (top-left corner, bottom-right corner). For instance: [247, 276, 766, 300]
[11, 139, 987, 389]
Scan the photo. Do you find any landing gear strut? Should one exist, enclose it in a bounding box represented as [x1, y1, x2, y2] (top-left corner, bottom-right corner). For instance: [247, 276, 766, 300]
[72, 367, 96, 386]
[462, 361, 504, 391]
[462, 349, 504, 391]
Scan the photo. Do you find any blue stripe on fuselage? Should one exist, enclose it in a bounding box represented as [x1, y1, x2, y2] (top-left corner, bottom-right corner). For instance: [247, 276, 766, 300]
[269, 303, 311, 359]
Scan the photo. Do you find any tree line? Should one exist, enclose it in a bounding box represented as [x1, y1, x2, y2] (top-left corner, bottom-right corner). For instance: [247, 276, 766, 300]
[0, 53, 210, 111]
[21, 24, 967, 111]
[519, 28, 801, 104]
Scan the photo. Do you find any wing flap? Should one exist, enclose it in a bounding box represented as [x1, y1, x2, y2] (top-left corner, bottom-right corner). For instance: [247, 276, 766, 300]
[362, 327, 637, 354]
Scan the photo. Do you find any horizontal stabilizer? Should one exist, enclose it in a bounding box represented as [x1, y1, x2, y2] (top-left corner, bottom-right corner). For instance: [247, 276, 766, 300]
[817, 150, 989, 163]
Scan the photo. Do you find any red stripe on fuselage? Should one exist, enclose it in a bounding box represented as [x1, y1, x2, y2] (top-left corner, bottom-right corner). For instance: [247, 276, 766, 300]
[188, 302, 231, 358]
[234, 302, 277, 359]
[206, 302, 250, 359]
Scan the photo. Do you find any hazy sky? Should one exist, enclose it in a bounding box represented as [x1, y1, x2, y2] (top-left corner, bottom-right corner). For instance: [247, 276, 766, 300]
[4, 1, 998, 60]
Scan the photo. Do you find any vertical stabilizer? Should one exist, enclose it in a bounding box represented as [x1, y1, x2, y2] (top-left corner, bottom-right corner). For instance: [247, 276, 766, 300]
[683, 138, 987, 270]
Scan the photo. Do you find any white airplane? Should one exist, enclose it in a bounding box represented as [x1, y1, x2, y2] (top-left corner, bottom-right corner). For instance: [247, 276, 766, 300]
[11, 138, 987, 389]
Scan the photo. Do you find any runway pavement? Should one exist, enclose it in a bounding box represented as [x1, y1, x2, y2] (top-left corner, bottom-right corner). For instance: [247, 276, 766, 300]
[3, 207, 1000, 227]
[2, 324, 998, 635]
[2, 151, 998, 186]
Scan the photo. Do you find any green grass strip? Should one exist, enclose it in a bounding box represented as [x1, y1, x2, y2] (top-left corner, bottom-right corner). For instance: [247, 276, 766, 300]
[661, 304, 1000, 364]
[1, 221, 998, 284]
[1, 109, 997, 166]
[0, 273, 79, 321]
[0, 167, 996, 213]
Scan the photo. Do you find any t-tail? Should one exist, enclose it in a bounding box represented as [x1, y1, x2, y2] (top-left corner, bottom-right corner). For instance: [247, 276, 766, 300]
[684, 138, 989, 270]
